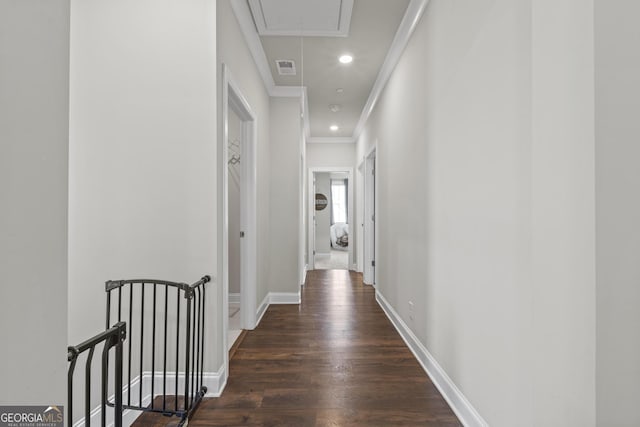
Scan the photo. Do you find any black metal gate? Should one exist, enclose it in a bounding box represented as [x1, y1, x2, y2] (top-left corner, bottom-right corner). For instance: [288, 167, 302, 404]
[67, 322, 127, 427]
[104, 275, 210, 425]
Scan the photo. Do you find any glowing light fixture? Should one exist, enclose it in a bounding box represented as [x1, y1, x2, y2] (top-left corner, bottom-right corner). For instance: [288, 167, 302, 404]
[330, 125, 339, 132]
[339, 54, 353, 64]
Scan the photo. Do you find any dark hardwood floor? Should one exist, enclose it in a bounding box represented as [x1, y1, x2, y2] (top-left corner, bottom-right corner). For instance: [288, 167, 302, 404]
[190, 269, 461, 426]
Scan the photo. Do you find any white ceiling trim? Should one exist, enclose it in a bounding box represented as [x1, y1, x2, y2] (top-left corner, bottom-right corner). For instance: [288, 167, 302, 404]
[230, 0, 428, 143]
[352, 0, 429, 141]
[248, 0, 353, 37]
[308, 137, 355, 144]
[230, 0, 276, 94]
[231, 0, 311, 139]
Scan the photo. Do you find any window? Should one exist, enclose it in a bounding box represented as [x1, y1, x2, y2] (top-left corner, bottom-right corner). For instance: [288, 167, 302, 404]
[331, 179, 347, 224]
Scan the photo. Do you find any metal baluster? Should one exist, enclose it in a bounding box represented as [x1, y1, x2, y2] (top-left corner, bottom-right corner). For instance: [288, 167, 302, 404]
[139, 284, 145, 407]
[85, 347, 95, 427]
[118, 287, 122, 322]
[190, 294, 196, 404]
[106, 291, 111, 329]
[114, 331, 124, 427]
[163, 285, 168, 412]
[151, 283, 157, 410]
[128, 284, 133, 407]
[101, 342, 109, 427]
[195, 287, 201, 395]
[67, 351, 77, 427]
[184, 292, 191, 414]
[175, 288, 180, 412]
[200, 284, 206, 392]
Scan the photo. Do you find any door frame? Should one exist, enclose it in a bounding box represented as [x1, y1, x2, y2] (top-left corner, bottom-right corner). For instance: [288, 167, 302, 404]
[307, 166, 354, 271]
[363, 146, 377, 286]
[220, 64, 257, 377]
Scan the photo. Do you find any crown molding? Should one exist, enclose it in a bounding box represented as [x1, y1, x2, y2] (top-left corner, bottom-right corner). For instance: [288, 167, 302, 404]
[352, 0, 429, 141]
[229, 0, 276, 94]
[231, 1, 312, 138]
[307, 137, 355, 144]
[248, 0, 353, 37]
[231, 0, 429, 144]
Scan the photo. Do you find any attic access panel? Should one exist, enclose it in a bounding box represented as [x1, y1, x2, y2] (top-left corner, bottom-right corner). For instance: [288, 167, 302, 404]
[248, 0, 353, 37]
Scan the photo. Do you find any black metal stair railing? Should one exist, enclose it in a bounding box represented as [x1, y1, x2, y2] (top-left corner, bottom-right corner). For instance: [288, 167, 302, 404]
[104, 275, 210, 426]
[67, 322, 127, 427]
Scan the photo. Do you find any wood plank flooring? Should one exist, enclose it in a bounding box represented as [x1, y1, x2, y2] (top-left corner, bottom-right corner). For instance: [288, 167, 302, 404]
[191, 270, 461, 426]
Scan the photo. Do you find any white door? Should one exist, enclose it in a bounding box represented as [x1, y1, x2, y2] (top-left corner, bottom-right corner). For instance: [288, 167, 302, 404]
[364, 151, 377, 285]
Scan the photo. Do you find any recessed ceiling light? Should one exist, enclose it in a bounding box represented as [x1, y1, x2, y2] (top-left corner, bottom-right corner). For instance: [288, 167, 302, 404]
[336, 88, 344, 94]
[339, 55, 353, 64]
[329, 104, 341, 113]
[330, 125, 339, 132]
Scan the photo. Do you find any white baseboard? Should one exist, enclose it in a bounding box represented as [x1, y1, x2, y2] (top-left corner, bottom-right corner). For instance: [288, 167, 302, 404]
[202, 365, 226, 397]
[228, 292, 241, 304]
[73, 367, 226, 427]
[121, 407, 142, 427]
[256, 293, 270, 326]
[375, 291, 488, 427]
[72, 374, 147, 427]
[301, 263, 308, 286]
[269, 291, 301, 304]
[254, 291, 301, 328]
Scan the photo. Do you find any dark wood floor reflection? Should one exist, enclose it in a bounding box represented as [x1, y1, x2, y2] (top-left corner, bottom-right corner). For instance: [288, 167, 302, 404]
[191, 270, 461, 426]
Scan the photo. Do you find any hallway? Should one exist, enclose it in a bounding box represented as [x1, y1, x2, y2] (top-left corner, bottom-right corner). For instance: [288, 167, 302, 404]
[192, 270, 461, 426]
[5, 1, 638, 425]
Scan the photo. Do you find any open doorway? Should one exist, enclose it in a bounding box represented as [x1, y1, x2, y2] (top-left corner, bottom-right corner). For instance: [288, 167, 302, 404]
[308, 167, 354, 271]
[221, 65, 258, 371]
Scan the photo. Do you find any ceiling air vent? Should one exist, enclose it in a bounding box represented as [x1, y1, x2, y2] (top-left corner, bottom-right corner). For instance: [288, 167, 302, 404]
[276, 60, 296, 76]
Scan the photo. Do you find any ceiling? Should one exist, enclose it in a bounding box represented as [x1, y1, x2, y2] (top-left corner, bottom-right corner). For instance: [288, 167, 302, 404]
[248, 0, 353, 37]
[247, 0, 411, 139]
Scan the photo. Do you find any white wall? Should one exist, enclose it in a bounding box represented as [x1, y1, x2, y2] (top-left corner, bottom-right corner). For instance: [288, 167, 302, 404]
[218, 0, 271, 306]
[306, 143, 355, 169]
[0, 0, 69, 405]
[595, 1, 640, 425]
[356, 0, 596, 425]
[68, 0, 218, 414]
[268, 97, 302, 293]
[531, 0, 595, 425]
[314, 173, 332, 254]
